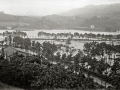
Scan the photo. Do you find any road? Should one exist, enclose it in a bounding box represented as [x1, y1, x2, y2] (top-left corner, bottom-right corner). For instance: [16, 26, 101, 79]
[84, 73, 113, 88]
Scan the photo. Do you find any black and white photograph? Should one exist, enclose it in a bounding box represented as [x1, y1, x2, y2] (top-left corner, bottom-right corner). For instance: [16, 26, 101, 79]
[0, 0, 120, 90]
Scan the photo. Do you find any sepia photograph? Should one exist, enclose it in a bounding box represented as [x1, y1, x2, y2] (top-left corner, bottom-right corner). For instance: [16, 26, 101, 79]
[0, 0, 120, 90]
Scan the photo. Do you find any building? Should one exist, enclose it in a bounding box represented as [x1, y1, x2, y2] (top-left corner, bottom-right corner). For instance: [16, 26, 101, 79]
[3, 46, 30, 60]
[7, 27, 12, 30]
[90, 25, 95, 29]
[115, 53, 120, 58]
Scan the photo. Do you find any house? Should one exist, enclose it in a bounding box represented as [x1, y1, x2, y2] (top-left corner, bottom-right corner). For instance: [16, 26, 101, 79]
[3, 46, 30, 60]
[7, 27, 12, 30]
[4, 46, 18, 57]
[90, 25, 95, 29]
[115, 53, 120, 58]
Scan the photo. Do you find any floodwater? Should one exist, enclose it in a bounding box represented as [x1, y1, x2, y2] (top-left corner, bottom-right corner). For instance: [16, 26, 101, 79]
[0, 29, 118, 37]
[35, 40, 85, 50]
[0, 29, 119, 61]
[0, 29, 116, 88]
[23, 29, 117, 37]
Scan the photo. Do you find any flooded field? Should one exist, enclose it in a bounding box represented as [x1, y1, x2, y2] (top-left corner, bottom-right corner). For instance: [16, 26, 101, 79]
[0, 29, 119, 56]
[35, 40, 84, 49]
[34, 39, 120, 49]
[0, 29, 118, 37]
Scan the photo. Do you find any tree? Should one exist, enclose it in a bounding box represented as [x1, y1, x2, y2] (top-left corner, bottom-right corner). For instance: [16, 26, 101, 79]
[0, 41, 4, 46]
[35, 42, 42, 56]
[74, 51, 83, 72]
[66, 38, 71, 44]
[13, 36, 23, 47]
[9, 35, 12, 45]
[83, 43, 92, 55]
[74, 32, 79, 37]
[5, 37, 7, 44]
[66, 53, 72, 64]
[32, 41, 35, 47]
[1, 48, 4, 58]
[24, 38, 31, 50]
[55, 52, 61, 62]
[61, 54, 66, 64]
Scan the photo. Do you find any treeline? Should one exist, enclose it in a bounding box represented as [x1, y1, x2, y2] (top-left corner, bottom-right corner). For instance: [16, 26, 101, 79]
[12, 36, 58, 56]
[2, 31, 27, 37]
[38, 31, 120, 39]
[12, 36, 31, 49]
[83, 42, 120, 56]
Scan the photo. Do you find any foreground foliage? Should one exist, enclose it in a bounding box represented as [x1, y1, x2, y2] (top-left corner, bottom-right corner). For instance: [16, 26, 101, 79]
[0, 54, 97, 89]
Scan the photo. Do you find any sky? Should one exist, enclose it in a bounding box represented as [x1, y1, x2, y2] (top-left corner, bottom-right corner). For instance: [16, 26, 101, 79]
[0, 0, 120, 16]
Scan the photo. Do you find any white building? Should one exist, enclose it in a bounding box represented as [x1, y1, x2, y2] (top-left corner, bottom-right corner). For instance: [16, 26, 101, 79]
[7, 27, 12, 30]
[90, 25, 95, 29]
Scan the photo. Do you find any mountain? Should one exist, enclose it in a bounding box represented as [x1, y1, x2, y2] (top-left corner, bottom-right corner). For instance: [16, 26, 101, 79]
[1, 3, 120, 32]
[0, 12, 60, 29]
[45, 14, 120, 32]
[60, 3, 120, 18]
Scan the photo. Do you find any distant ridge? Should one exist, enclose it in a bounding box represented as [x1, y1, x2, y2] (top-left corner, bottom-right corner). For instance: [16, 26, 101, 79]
[59, 3, 120, 18]
[1, 3, 120, 32]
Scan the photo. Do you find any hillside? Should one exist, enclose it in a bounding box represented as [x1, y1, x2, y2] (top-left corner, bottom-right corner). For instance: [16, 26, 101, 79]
[47, 3, 120, 31]
[45, 15, 120, 32]
[60, 3, 120, 18]
[0, 3, 120, 31]
[0, 12, 60, 30]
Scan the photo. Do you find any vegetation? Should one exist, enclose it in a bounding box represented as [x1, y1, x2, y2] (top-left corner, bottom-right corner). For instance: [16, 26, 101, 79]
[0, 52, 98, 89]
[1, 35, 120, 89]
[1, 3, 120, 31]
[82, 42, 120, 89]
[2, 31, 27, 37]
[1, 3, 120, 90]
[13, 36, 31, 49]
[38, 31, 120, 40]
